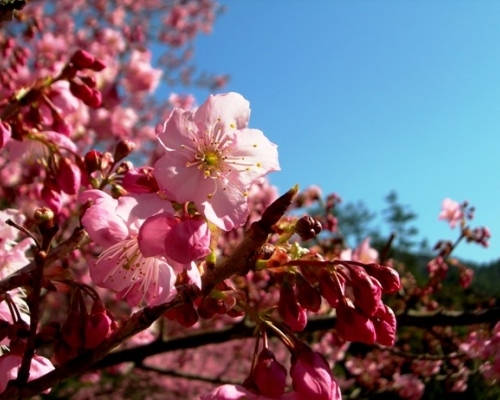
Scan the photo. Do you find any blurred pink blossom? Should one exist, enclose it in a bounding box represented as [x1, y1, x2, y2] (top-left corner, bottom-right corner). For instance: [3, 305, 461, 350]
[438, 198, 463, 229]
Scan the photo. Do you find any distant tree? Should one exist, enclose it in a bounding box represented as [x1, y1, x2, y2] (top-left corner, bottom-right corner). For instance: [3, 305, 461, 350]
[335, 200, 378, 246]
[383, 190, 419, 252]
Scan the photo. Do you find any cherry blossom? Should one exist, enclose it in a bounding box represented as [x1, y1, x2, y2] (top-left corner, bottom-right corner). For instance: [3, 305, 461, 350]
[154, 92, 280, 230]
[79, 190, 180, 307]
[0, 353, 55, 394]
[438, 198, 463, 229]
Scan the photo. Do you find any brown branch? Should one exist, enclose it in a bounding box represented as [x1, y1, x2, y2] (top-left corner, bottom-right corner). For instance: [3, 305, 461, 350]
[200, 185, 298, 294]
[92, 307, 500, 371]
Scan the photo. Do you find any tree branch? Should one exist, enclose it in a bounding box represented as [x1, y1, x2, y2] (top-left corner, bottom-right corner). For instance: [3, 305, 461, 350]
[92, 307, 500, 370]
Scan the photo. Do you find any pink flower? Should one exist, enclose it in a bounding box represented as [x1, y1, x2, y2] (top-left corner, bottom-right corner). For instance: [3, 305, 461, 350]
[200, 384, 299, 400]
[290, 346, 342, 400]
[393, 374, 424, 400]
[154, 92, 280, 230]
[138, 213, 211, 264]
[341, 238, 378, 264]
[0, 209, 32, 279]
[122, 50, 163, 93]
[0, 353, 55, 394]
[79, 190, 181, 307]
[438, 198, 463, 229]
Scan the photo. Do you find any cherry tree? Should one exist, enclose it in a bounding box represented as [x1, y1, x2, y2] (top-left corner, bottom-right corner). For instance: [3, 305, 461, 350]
[0, 1, 498, 400]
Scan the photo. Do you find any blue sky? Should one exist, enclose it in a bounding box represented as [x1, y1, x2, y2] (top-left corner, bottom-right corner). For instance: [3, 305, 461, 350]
[179, 1, 500, 264]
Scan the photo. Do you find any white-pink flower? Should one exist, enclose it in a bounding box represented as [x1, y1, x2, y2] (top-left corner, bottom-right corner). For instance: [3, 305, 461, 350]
[80, 190, 181, 307]
[154, 92, 280, 231]
[0, 353, 54, 394]
[122, 50, 163, 93]
[438, 198, 463, 229]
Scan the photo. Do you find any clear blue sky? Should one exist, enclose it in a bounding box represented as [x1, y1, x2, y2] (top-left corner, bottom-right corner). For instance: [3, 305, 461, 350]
[178, 1, 500, 264]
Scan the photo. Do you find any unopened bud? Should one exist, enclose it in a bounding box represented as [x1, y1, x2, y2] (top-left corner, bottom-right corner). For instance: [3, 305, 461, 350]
[122, 167, 159, 194]
[113, 139, 136, 163]
[33, 207, 55, 232]
[252, 349, 287, 398]
[295, 216, 322, 240]
[84, 150, 102, 173]
[70, 49, 95, 70]
[91, 58, 106, 71]
[296, 273, 322, 312]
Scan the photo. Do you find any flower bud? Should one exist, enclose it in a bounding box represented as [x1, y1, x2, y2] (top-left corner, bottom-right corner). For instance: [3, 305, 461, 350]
[70, 49, 95, 70]
[350, 266, 382, 317]
[371, 303, 396, 346]
[335, 300, 376, 344]
[291, 345, 342, 400]
[69, 80, 94, 101]
[41, 179, 62, 214]
[122, 167, 159, 194]
[362, 263, 401, 294]
[91, 58, 106, 71]
[83, 88, 102, 108]
[318, 269, 343, 308]
[296, 273, 322, 312]
[174, 303, 199, 327]
[84, 301, 116, 348]
[56, 156, 81, 195]
[84, 150, 102, 173]
[163, 216, 211, 264]
[252, 348, 287, 399]
[278, 279, 307, 332]
[113, 139, 136, 163]
[295, 215, 322, 240]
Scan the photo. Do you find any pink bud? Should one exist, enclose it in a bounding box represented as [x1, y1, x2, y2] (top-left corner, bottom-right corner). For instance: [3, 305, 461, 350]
[91, 58, 106, 72]
[84, 149, 102, 173]
[69, 80, 94, 101]
[122, 167, 160, 193]
[371, 303, 397, 346]
[70, 49, 96, 70]
[164, 216, 211, 264]
[41, 179, 63, 214]
[335, 300, 376, 344]
[174, 303, 199, 327]
[318, 269, 343, 308]
[278, 280, 307, 332]
[252, 349, 287, 399]
[291, 346, 342, 400]
[83, 88, 102, 108]
[57, 157, 81, 195]
[296, 273, 322, 312]
[113, 139, 136, 163]
[351, 266, 382, 317]
[84, 302, 115, 349]
[362, 263, 401, 294]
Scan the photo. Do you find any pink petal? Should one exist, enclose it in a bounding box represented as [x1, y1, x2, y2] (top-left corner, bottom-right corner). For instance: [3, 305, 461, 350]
[138, 213, 176, 257]
[200, 182, 250, 230]
[194, 92, 250, 130]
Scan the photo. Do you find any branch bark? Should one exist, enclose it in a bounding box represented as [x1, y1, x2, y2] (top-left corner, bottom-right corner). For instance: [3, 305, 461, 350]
[92, 307, 500, 370]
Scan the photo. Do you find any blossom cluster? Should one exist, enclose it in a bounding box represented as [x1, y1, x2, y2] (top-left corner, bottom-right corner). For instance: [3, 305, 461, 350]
[0, 1, 496, 399]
